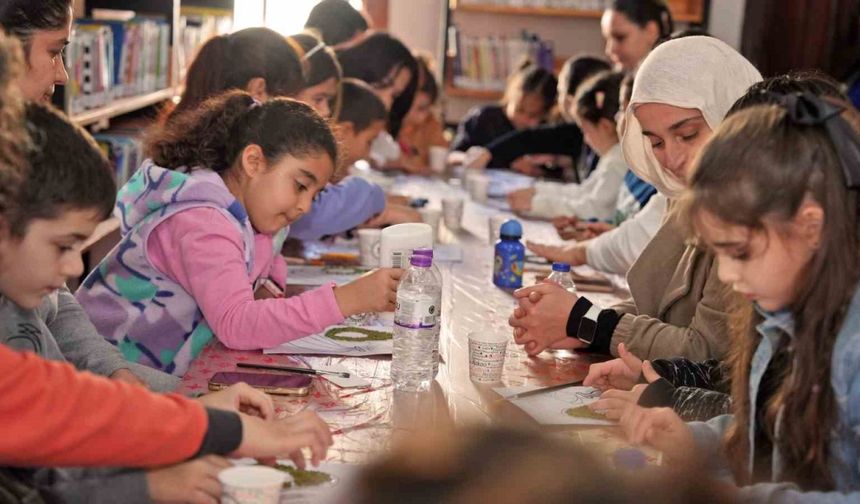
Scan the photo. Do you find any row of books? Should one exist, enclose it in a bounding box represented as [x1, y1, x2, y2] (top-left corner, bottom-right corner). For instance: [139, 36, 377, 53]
[458, 0, 612, 9]
[449, 28, 555, 91]
[64, 17, 170, 115]
[94, 127, 145, 187]
[178, 7, 233, 83]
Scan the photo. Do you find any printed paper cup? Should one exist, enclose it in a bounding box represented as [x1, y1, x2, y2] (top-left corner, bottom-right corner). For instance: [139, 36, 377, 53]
[468, 330, 508, 383]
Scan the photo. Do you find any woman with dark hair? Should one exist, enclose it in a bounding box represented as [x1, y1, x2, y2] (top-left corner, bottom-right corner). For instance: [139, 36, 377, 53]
[0, 0, 71, 103]
[602, 0, 674, 71]
[304, 0, 368, 48]
[291, 32, 342, 119]
[169, 27, 304, 120]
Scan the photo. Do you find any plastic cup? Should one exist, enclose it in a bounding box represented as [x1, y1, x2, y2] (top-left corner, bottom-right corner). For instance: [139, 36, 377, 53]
[468, 174, 490, 203]
[487, 215, 508, 244]
[219, 466, 288, 504]
[468, 329, 508, 383]
[429, 146, 448, 174]
[419, 207, 442, 237]
[442, 197, 464, 231]
[357, 228, 382, 267]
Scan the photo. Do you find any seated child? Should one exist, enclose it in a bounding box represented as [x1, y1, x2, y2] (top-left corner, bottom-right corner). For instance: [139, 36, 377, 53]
[76, 93, 401, 376]
[289, 78, 420, 240]
[451, 60, 557, 171]
[507, 71, 656, 223]
[389, 52, 447, 175]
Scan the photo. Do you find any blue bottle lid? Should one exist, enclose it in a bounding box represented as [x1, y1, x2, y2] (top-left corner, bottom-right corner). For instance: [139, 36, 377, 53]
[499, 219, 522, 239]
[552, 262, 571, 272]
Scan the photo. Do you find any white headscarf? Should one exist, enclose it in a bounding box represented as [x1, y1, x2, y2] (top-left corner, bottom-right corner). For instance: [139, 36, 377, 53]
[621, 36, 762, 198]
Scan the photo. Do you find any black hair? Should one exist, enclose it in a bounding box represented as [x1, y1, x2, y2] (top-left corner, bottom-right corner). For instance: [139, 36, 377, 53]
[305, 0, 368, 47]
[336, 78, 387, 132]
[504, 60, 558, 113]
[291, 32, 342, 88]
[728, 71, 848, 117]
[336, 32, 418, 137]
[10, 102, 115, 237]
[148, 91, 338, 175]
[558, 55, 611, 97]
[575, 71, 624, 125]
[170, 28, 304, 120]
[0, 0, 71, 54]
[609, 0, 674, 40]
[414, 52, 439, 104]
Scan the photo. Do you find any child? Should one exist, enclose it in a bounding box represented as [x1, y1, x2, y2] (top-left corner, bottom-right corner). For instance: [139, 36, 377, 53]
[451, 61, 558, 168]
[0, 101, 332, 500]
[290, 78, 420, 239]
[621, 92, 860, 500]
[76, 93, 400, 376]
[305, 0, 369, 48]
[168, 27, 304, 120]
[601, 0, 673, 71]
[507, 71, 656, 223]
[464, 55, 610, 177]
[509, 37, 761, 362]
[391, 52, 447, 175]
[291, 32, 342, 119]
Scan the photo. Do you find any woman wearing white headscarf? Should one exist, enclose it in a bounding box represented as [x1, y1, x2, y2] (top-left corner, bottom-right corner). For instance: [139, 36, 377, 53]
[508, 37, 762, 361]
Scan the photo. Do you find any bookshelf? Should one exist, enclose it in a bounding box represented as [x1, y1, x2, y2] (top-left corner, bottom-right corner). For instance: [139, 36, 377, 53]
[443, 0, 707, 121]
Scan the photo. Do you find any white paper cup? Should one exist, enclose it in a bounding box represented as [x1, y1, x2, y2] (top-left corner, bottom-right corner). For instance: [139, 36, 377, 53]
[468, 330, 508, 383]
[487, 215, 508, 244]
[419, 207, 442, 237]
[468, 174, 490, 203]
[219, 466, 288, 504]
[429, 146, 448, 174]
[441, 197, 464, 231]
[357, 228, 382, 267]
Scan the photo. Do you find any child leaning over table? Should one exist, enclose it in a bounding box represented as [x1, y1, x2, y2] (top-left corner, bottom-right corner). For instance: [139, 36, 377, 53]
[0, 103, 232, 503]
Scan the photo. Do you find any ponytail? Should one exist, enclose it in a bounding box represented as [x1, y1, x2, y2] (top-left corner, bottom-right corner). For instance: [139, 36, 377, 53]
[147, 91, 338, 174]
[610, 0, 674, 40]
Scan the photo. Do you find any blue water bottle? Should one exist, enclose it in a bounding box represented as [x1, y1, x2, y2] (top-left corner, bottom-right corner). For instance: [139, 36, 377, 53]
[493, 219, 525, 289]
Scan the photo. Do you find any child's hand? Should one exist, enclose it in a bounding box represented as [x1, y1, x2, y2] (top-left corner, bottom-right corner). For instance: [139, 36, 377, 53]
[234, 411, 333, 468]
[110, 368, 147, 388]
[552, 215, 579, 235]
[335, 268, 402, 316]
[508, 283, 580, 355]
[526, 241, 588, 266]
[196, 382, 275, 420]
[620, 406, 697, 465]
[590, 383, 648, 420]
[463, 146, 490, 169]
[362, 204, 422, 228]
[507, 187, 536, 213]
[147, 455, 231, 504]
[510, 155, 548, 177]
[583, 343, 646, 391]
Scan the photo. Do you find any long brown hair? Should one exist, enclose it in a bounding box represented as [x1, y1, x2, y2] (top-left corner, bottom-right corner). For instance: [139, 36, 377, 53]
[681, 104, 860, 489]
[0, 30, 27, 219]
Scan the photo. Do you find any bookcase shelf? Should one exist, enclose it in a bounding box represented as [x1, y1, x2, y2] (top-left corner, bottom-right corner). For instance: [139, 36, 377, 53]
[71, 87, 176, 127]
[444, 85, 503, 100]
[452, 1, 705, 23]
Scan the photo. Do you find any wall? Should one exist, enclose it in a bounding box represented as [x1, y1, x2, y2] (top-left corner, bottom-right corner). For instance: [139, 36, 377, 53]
[708, 0, 746, 49]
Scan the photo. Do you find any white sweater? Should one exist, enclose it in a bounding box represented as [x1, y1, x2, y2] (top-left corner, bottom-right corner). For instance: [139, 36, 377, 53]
[585, 193, 667, 276]
[526, 143, 627, 221]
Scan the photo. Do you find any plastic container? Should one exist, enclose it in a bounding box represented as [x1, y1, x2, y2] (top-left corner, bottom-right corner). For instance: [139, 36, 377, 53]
[413, 248, 443, 377]
[493, 219, 525, 289]
[546, 262, 577, 293]
[392, 254, 442, 392]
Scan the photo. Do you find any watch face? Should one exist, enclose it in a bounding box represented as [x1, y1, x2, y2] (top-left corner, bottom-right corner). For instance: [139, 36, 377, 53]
[577, 317, 598, 345]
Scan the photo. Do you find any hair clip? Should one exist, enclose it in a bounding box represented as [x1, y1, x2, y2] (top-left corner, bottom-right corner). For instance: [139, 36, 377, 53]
[249, 97, 262, 110]
[302, 42, 326, 61]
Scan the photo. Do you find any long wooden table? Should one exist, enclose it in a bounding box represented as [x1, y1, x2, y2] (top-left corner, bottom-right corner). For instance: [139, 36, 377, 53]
[177, 175, 649, 466]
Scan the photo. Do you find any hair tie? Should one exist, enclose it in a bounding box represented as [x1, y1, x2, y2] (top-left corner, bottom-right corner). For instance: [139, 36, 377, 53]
[595, 91, 605, 110]
[302, 42, 326, 61]
[774, 91, 860, 189]
[249, 97, 262, 110]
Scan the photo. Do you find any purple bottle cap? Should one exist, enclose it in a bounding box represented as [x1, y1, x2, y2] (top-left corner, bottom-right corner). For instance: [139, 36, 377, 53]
[410, 254, 432, 268]
[413, 247, 434, 258]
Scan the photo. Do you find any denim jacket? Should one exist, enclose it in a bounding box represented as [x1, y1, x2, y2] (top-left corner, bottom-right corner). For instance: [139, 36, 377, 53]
[688, 285, 860, 503]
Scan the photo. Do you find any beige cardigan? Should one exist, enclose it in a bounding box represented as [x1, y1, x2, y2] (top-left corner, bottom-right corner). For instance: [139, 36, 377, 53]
[608, 207, 734, 361]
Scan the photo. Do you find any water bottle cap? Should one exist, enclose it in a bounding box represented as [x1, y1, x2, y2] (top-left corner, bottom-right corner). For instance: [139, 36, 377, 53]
[410, 254, 432, 268]
[413, 247, 434, 258]
[499, 219, 522, 239]
[552, 262, 571, 272]
[612, 448, 647, 470]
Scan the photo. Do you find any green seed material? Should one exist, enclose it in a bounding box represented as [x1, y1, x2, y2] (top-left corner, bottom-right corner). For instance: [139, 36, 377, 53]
[564, 405, 607, 420]
[325, 326, 392, 342]
[271, 463, 333, 488]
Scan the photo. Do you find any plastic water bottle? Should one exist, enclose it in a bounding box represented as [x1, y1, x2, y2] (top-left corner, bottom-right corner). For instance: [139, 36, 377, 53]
[412, 248, 443, 377]
[493, 219, 525, 289]
[546, 262, 577, 293]
[392, 253, 442, 392]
